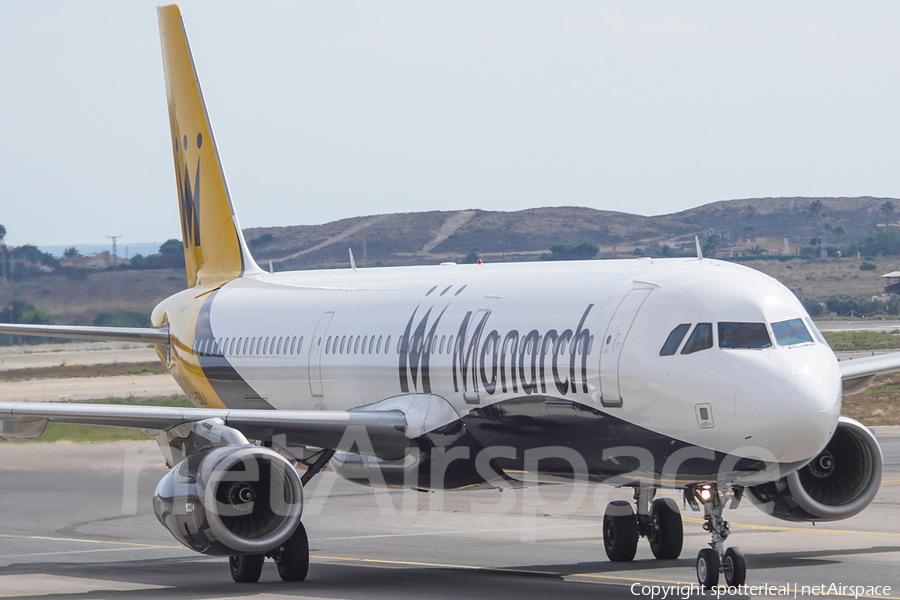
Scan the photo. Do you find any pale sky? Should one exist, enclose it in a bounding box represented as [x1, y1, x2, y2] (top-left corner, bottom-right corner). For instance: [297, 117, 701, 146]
[2, 2, 900, 247]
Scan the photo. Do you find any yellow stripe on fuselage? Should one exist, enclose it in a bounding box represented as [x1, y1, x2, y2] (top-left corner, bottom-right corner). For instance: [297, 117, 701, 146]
[154, 287, 227, 409]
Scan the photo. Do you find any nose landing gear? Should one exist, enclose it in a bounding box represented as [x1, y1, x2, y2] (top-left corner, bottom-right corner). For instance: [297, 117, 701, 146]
[687, 484, 747, 589]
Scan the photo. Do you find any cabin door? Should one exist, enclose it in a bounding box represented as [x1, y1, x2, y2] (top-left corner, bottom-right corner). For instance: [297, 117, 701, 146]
[308, 312, 334, 399]
[599, 288, 652, 407]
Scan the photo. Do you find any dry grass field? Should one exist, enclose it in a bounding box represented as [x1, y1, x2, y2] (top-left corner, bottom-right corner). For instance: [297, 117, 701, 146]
[741, 256, 900, 300]
[3, 255, 899, 326]
[842, 373, 900, 425]
[1, 269, 184, 324]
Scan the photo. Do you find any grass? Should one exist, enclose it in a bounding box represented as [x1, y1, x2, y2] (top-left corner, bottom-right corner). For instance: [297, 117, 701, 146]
[1, 395, 193, 443]
[822, 331, 900, 351]
[842, 374, 900, 426]
[0, 361, 167, 382]
[744, 256, 889, 300]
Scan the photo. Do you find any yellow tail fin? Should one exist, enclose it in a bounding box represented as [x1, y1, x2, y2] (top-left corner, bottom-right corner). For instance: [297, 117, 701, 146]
[157, 4, 261, 288]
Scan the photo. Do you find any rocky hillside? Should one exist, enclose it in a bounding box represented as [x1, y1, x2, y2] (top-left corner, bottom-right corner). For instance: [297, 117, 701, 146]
[243, 196, 894, 270]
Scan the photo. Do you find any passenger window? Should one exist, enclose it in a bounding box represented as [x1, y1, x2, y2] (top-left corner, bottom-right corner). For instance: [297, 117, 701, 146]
[264, 337, 271, 355]
[718, 322, 772, 349]
[369, 336, 375, 354]
[362, 335, 368, 354]
[385, 335, 391, 354]
[332, 336, 339, 354]
[297, 336, 304, 353]
[377, 335, 383, 354]
[354, 337, 360, 354]
[276, 337, 283, 355]
[290, 337, 297, 354]
[772, 318, 813, 347]
[681, 323, 713, 355]
[230, 338, 237, 355]
[660, 324, 691, 356]
[243, 338, 250, 355]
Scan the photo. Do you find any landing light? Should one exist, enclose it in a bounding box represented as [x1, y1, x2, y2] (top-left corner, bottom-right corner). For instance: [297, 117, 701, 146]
[699, 485, 713, 502]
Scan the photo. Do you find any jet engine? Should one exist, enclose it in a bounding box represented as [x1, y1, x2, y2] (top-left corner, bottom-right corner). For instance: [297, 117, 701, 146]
[746, 416, 882, 522]
[153, 444, 303, 555]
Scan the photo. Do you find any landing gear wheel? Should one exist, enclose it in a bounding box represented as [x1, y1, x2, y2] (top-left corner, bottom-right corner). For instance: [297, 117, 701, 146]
[697, 548, 719, 590]
[648, 497, 683, 560]
[723, 547, 746, 587]
[603, 500, 638, 562]
[276, 522, 310, 582]
[230, 554, 264, 583]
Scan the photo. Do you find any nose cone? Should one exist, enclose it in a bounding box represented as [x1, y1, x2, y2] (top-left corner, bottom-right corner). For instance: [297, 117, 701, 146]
[734, 347, 841, 464]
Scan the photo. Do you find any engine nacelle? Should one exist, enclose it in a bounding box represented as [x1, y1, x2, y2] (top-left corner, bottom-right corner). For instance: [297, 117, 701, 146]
[153, 445, 303, 556]
[746, 416, 882, 522]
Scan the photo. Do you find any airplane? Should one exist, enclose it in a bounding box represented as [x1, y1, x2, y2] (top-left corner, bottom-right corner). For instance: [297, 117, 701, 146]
[0, 3, 892, 589]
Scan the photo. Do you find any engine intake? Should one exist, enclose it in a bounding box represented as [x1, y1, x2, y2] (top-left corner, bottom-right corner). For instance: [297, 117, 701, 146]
[746, 416, 882, 522]
[153, 445, 303, 555]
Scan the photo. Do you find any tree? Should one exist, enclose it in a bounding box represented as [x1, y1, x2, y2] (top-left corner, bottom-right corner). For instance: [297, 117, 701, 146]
[881, 200, 895, 227]
[832, 224, 846, 246]
[539, 242, 599, 261]
[702, 234, 721, 257]
[63, 246, 81, 258]
[462, 250, 479, 264]
[808, 200, 824, 247]
[158, 238, 186, 269]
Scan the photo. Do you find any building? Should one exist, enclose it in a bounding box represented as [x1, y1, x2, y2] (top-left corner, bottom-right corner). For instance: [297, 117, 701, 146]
[713, 236, 801, 258]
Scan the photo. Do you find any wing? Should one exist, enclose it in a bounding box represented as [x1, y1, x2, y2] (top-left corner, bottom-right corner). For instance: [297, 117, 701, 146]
[0, 402, 409, 459]
[839, 351, 900, 395]
[0, 323, 168, 344]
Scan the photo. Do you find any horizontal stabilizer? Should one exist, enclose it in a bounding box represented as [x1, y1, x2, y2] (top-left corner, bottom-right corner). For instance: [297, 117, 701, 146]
[0, 324, 168, 345]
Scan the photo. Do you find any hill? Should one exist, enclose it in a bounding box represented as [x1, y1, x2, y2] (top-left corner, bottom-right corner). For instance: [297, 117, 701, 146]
[244, 196, 893, 270]
[1, 196, 898, 327]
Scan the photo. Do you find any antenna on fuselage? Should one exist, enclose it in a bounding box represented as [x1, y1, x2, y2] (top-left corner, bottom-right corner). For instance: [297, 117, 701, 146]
[349, 248, 359, 273]
[695, 236, 703, 259]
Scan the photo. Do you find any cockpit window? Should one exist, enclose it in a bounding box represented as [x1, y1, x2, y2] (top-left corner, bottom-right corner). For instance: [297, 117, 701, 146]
[718, 322, 772, 349]
[660, 324, 691, 356]
[681, 323, 713, 354]
[772, 318, 814, 347]
[805, 318, 828, 346]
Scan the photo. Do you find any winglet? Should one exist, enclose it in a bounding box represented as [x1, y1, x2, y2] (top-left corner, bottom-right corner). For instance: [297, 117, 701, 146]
[695, 236, 704, 259]
[157, 4, 263, 288]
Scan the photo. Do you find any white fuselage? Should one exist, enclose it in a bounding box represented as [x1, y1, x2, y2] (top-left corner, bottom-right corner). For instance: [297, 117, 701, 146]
[157, 257, 842, 487]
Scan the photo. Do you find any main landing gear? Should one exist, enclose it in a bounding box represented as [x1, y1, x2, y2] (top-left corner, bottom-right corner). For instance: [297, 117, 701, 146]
[230, 522, 310, 583]
[603, 487, 684, 563]
[686, 484, 746, 589]
[229, 448, 334, 583]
